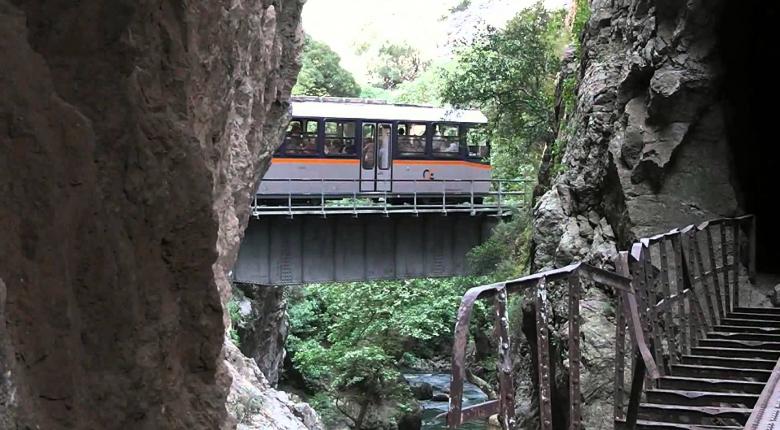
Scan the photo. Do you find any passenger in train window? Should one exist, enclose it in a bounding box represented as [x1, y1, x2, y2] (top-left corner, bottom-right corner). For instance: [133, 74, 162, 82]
[398, 123, 426, 156]
[445, 141, 459, 152]
[362, 138, 375, 168]
[324, 139, 339, 155]
[432, 125, 447, 152]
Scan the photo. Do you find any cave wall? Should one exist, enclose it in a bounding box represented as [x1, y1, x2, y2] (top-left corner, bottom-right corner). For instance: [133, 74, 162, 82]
[0, 0, 303, 428]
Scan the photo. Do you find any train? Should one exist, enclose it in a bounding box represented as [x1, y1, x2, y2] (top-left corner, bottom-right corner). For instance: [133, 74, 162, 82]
[256, 96, 492, 203]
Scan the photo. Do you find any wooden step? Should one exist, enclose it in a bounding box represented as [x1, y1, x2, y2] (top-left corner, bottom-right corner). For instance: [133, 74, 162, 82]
[680, 354, 777, 370]
[707, 331, 780, 342]
[657, 376, 765, 394]
[719, 317, 780, 328]
[638, 403, 751, 425]
[692, 346, 780, 360]
[733, 307, 780, 316]
[711, 324, 780, 334]
[698, 338, 780, 350]
[670, 364, 771, 381]
[645, 389, 758, 407]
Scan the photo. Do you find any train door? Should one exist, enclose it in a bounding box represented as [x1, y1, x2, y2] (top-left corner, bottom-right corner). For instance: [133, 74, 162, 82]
[360, 122, 393, 192]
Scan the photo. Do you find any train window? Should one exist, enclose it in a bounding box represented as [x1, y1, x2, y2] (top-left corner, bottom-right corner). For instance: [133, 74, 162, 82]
[397, 123, 426, 156]
[432, 124, 461, 158]
[324, 121, 357, 156]
[466, 126, 490, 159]
[362, 123, 376, 169]
[284, 119, 319, 155]
[378, 124, 391, 169]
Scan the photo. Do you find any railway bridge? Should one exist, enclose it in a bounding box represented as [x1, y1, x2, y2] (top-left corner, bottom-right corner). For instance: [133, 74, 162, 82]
[445, 215, 780, 430]
[232, 179, 524, 285]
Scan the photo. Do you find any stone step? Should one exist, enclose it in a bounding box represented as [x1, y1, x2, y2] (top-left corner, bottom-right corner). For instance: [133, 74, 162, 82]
[680, 354, 777, 370]
[692, 346, 780, 360]
[645, 389, 758, 407]
[617, 418, 743, 430]
[670, 364, 771, 381]
[732, 307, 780, 316]
[719, 317, 780, 328]
[698, 338, 780, 350]
[707, 331, 780, 342]
[711, 324, 780, 334]
[638, 403, 750, 425]
[657, 376, 765, 394]
[728, 311, 780, 321]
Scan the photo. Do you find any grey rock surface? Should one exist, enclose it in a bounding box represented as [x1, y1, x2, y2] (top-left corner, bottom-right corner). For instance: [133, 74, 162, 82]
[0, 0, 305, 428]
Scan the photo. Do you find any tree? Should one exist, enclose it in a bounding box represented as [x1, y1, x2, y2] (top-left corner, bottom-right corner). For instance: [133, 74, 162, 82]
[369, 42, 431, 90]
[442, 2, 566, 179]
[293, 36, 361, 97]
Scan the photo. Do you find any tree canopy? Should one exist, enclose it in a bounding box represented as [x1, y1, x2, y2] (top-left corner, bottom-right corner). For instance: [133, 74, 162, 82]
[441, 2, 566, 179]
[293, 35, 361, 97]
[368, 42, 430, 90]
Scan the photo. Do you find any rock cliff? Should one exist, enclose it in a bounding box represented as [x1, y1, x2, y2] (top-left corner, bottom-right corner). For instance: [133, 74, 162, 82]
[528, 0, 777, 428]
[0, 0, 305, 428]
[534, 0, 740, 271]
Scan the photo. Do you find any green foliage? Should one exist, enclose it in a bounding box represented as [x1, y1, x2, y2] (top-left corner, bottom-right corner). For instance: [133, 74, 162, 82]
[570, 0, 591, 57]
[393, 62, 452, 105]
[467, 210, 532, 278]
[441, 2, 567, 180]
[227, 297, 243, 347]
[287, 277, 492, 424]
[369, 42, 431, 90]
[293, 35, 361, 97]
[449, 0, 472, 13]
[359, 85, 396, 102]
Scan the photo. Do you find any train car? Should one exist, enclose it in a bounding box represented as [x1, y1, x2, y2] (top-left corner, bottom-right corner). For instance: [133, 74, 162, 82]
[257, 96, 491, 202]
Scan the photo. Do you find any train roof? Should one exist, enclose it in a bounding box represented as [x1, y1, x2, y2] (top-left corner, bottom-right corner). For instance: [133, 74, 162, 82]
[291, 96, 488, 124]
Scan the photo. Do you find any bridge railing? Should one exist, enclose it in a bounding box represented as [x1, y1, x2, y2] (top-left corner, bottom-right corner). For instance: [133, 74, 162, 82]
[445, 215, 756, 429]
[250, 178, 529, 217]
[445, 262, 658, 429]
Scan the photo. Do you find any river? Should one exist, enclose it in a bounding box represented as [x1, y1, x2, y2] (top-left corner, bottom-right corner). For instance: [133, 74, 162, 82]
[403, 373, 489, 430]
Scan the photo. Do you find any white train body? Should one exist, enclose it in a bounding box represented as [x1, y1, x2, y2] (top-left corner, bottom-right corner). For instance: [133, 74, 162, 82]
[257, 97, 491, 200]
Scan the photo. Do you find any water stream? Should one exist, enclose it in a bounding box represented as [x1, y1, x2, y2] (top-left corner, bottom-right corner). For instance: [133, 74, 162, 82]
[403, 373, 489, 430]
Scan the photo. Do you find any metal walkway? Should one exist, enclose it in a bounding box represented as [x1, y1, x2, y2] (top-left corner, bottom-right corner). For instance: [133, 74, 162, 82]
[444, 215, 780, 429]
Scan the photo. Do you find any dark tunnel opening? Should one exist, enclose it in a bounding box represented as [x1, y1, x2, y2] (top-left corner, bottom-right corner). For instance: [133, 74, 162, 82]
[720, 0, 780, 273]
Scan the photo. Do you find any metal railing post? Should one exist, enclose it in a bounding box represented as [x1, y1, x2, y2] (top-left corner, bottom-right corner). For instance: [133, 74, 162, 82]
[287, 178, 293, 219]
[497, 180, 503, 214]
[352, 188, 358, 218]
[442, 182, 447, 215]
[413, 180, 418, 216]
[320, 178, 326, 218]
[469, 180, 475, 216]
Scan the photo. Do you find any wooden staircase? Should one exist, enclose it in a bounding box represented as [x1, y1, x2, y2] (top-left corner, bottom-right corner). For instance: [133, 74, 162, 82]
[632, 307, 780, 429]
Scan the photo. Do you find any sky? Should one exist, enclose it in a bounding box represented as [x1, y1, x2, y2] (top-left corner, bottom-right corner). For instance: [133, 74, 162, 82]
[302, 0, 570, 84]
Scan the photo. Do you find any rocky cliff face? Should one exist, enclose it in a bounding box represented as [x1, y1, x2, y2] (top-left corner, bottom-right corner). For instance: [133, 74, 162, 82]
[0, 0, 304, 428]
[528, 0, 774, 427]
[534, 0, 740, 271]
